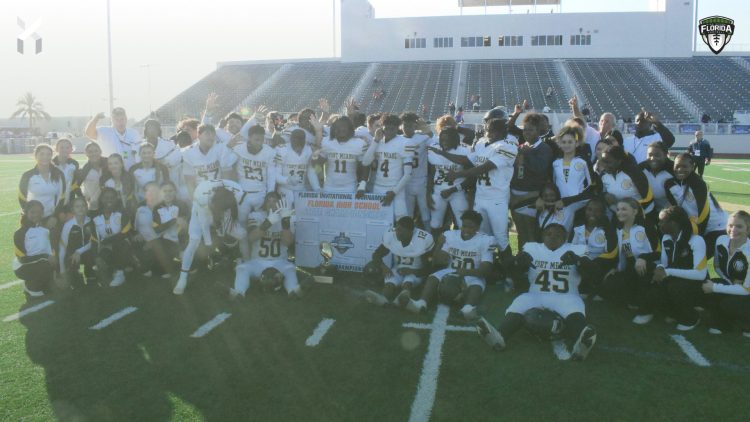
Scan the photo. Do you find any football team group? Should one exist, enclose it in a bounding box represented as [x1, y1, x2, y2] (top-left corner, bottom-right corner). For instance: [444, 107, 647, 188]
[13, 94, 750, 360]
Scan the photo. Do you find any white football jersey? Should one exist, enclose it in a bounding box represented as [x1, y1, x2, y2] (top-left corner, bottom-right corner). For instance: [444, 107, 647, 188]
[616, 225, 652, 271]
[382, 227, 434, 270]
[523, 242, 586, 295]
[320, 137, 368, 192]
[405, 133, 432, 181]
[441, 230, 494, 272]
[247, 210, 292, 261]
[428, 145, 470, 192]
[552, 157, 591, 199]
[274, 144, 313, 191]
[182, 143, 233, 184]
[470, 138, 518, 200]
[372, 135, 412, 189]
[229, 143, 276, 192]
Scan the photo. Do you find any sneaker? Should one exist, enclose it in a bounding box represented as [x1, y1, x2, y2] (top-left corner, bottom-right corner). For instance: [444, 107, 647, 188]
[142, 270, 153, 278]
[460, 305, 479, 322]
[364, 290, 389, 307]
[572, 326, 597, 361]
[161, 273, 173, 279]
[395, 289, 411, 308]
[173, 275, 188, 295]
[708, 327, 723, 335]
[664, 316, 677, 324]
[632, 314, 654, 325]
[676, 318, 700, 331]
[109, 270, 126, 287]
[23, 285, 44, 297]
[551, 339, 571, 361]
[406, 299, 427, 314]
[476, 317, 505, 351]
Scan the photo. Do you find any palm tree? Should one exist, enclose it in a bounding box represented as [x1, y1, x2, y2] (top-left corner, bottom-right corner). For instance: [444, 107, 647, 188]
[11, 92, 51, 134]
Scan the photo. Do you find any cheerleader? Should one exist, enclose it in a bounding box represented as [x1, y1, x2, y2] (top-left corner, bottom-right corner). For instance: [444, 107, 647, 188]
[142, 119, 182, 181]
[129, 142, 170, 202]
[599, 145, 654, 216]
[19, 144, 66, 228]
[640, 141, 673, 213]
[134, 182, 176, 277]
[598, 198, 659, 324]
[13, 201, 54, 297]
[71, 142, 105, 213]
[58, 197, 95, 287]
[641, 206, 708, 330]
[100, 154, 137, 214]
[173, 179, 249, 295]
[551, 125, 596, 207]
[665, 153, 727, 257]
[702, 211, 750, 337]
[52, 138, 79, 207]
[91, 187, 136, 287]
[570, 197, 618, 296]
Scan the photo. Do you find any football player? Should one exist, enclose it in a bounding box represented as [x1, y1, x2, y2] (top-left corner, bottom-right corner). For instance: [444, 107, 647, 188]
[315, 116, 369, 194]
[363, 216, 434, 308]
[233, 192, 301, 298]
[362, 114, 414, 219]
[181, 124, 234, 199]
[401, 112, 433, 228]
[405, 210, 494, 321]
[226, 124, 277, 220]
[427, 127, 471, 238]
[477, 224, 597, 360]
[275, 129, 320, 205]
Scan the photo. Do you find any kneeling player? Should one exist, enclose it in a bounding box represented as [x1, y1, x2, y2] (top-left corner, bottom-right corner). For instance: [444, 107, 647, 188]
[232, 192, 301, 298]
[477, 224, 597, 360]
[364, 216, 434, 307]
[406, 210, 493, 321]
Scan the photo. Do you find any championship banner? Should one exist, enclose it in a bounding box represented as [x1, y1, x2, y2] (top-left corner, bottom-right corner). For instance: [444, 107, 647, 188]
[294, 192, 393, 272]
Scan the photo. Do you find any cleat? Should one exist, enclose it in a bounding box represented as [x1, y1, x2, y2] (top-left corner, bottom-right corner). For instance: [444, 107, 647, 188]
[23, 285, 45, 297]
[173, 276, 187, 295]
[476, 317, 505, 351]
[364, 290, 389, 306]
[552, 339, 571, 361]
[461, 305, 479, 322]
[708, 327, 723, 335]
[676, 318, 700, 331]
[571, 326, 597, 361]
[109, 270, 126, 287]
[632, 314, 654, 325]
[406, 299, 427, 314]
[395, 289, 411, 308]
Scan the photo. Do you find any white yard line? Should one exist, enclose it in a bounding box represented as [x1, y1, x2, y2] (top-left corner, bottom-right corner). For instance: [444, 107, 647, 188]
[0, 279, 23, 290]
[190, 312, 232, 338]
[670, 334, 711, 367]
[3, 300, 55, 322]
[0, 211, 21, 217]
[703, 175, 750, 187]
[402, 321, 476, 332]
[89, 306, 138, 330]
[305, 318, 336, 346]
[408, 305, 449, 422]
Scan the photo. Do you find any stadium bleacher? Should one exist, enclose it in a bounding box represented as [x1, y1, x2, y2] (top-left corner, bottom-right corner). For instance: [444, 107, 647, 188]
[565, 59, 694, 122]
[251, 62, 369, 114]
[651, 57, 750, 122]
[149, 64, 281, 125]
[464, 60, 568, 112]
[355, 62, 455, 121]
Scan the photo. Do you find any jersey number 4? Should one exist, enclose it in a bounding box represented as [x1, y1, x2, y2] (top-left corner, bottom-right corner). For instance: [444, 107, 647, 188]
[534, 270, 569, 293]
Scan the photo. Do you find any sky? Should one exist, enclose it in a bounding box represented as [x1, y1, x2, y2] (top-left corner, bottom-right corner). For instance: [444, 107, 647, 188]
[1, 0, 747, 122]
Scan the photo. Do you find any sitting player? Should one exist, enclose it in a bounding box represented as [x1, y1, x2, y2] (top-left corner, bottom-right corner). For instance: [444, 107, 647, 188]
[14, 200, 55, 297]
[363, 216, 434, 308]
[476, 224, 597, 360]
[405, 210, 494, 321]
[232, 192, 301, 298]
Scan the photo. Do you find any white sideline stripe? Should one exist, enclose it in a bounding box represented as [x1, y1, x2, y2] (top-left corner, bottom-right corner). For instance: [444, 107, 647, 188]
[402, 322, 476, 332]
[0, 211, 21, 217]
[89, 306, 138, 330]
[305, 318, 335, 346]
[0, 280, 23, 290]
[190, 312, 231, 338]
[408, 304, 449, 422]
[3, 300, 55, 322]
[703, 175, 750, 187]
[670, 334, 711, 367]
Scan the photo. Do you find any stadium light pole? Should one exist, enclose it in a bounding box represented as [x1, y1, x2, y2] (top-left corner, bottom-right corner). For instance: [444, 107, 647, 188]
[106, 0, 114, 114]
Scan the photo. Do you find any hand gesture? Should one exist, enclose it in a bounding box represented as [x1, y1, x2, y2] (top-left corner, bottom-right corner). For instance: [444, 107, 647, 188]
[568, 95, 578, 108]
[318, 98, 330, 113]
[635, 258, 648, 276]
[205, 92, 219, 111]
[641, 108, 659, 125]
[514, 103, 523, 115]
[652, 266, 667, 283]
[345, 97, 360, 115]
[522, 99, 529, 110]
[253, 105, 269, 122]
[374, 127, 384, 142]
[560, 251, 580, 266]
[309, 113, 323, 132]
[381, 191, 395, 206]
[94, 112, 106, 120]
[266, 207, 282, 225]
[278, 198, 294, 219]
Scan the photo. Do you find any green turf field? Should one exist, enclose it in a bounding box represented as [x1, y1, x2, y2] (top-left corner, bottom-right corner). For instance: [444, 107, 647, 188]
[1, 155, 749, 421]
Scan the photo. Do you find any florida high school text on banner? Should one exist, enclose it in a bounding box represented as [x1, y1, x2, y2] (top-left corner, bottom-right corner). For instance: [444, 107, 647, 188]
[294, 192, 393, 272]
